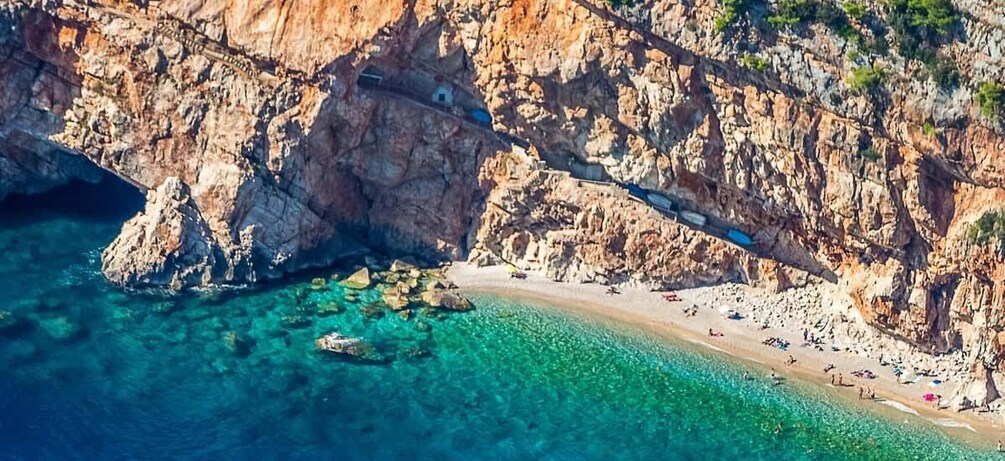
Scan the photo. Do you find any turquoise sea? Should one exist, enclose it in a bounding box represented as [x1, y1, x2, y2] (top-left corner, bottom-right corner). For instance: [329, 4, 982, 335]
[0, 178, 996, 460]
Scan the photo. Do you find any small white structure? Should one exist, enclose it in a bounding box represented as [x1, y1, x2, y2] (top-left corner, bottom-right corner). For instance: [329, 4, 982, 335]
[431, 84, 454, 107]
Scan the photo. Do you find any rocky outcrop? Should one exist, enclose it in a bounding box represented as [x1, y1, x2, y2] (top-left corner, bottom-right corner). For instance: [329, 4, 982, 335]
[102, 177, 224, 289]
[2, 0, 1005, 387]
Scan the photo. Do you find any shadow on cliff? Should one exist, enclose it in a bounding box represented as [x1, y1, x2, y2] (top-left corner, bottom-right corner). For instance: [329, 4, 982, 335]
[0, 8, 140, 205]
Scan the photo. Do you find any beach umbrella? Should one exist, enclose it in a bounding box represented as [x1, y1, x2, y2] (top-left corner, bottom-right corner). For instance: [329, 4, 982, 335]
[505, 264, 519, 274]
[923, 393, 937, 402]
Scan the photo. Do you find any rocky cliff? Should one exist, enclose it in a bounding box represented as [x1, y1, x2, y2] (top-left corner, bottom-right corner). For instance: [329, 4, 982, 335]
[1, 0, 1004, 401]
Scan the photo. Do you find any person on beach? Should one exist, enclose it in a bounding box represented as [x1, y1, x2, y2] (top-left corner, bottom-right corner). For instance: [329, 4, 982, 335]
[802, 329, 808, 342]
[996, 440, 1001, 452]
[858, 387, 864, 399]
[830, 374, 835, 385]
[837, 374, 844, 386]
[786, 355, 796, 366]
[823, 364, 835, 373]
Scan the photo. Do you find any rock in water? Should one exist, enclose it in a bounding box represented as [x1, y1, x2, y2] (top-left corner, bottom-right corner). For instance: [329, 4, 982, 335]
[342, 268, 372, 290]
[315, 332, 383, 362]
[421, 288, 473, 311]
[382, 287, 411, 310]
[101, 178, 224, 290]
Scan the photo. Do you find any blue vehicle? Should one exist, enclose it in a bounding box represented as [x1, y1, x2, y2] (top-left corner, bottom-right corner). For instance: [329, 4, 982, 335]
[726, 228, 754, 246]
[470, 109, 493, 126]
[623, 183, 647, 199]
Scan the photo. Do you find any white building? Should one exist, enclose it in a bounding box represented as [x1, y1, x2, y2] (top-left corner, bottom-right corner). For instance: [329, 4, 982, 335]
[431, 84, 454, 107]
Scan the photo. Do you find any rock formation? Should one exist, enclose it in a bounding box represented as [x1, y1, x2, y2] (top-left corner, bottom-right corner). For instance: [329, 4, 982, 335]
[1, 0, 1004, 395]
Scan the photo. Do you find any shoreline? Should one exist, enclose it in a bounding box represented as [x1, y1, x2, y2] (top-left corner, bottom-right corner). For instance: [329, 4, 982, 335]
[446, 262, 1002, 447]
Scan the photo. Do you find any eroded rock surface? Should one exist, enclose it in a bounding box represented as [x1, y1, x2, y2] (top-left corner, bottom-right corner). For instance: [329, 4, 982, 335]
[1, 0, 1004, 387]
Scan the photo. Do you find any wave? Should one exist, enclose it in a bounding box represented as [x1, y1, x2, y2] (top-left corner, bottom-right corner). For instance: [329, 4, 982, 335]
[879, 400, 920, 416]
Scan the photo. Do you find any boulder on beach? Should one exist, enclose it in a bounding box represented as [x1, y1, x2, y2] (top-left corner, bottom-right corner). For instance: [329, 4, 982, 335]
[421, 288, 473, 311]
[342, 268, 372, 290]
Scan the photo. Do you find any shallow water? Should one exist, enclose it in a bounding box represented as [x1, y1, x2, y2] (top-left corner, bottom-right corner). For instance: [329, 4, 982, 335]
[0, 181, 996, 460]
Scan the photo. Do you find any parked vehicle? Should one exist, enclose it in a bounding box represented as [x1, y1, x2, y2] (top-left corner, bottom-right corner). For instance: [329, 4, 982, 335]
[624, 183, 647, 200]
[680, 211, 707, 227]
[646, 192, 674, 212]
[470, 109, 493, 126]
[727, 228, 754, 246]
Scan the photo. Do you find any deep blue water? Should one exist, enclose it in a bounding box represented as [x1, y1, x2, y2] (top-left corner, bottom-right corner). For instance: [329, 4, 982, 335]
[0, 179, 996, 460]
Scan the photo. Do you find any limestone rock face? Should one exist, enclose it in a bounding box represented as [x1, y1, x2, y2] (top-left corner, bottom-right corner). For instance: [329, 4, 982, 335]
[102, 177, 223, 289]
[2, 0, 1005, 377]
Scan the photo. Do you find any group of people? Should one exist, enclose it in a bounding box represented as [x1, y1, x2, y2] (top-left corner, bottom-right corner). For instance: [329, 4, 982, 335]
[681, 304, 699, 317]
[762, 337, 790, 350]
[851, 369, 878, 380]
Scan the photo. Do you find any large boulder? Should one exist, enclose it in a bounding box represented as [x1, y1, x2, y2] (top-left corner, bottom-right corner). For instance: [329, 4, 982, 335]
[420, 288, 473, 311]
[382, 287, 411, 310]
[341, 267, 372, 290]
[949, 363, 1000, 411]
[101, 177, 224, 290]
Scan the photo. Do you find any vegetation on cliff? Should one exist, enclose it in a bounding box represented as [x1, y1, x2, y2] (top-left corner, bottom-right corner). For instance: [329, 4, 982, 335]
[884, 0, 960, 88]
[847, 64, 886, 94]
[974, 82, 1005, 119]
[966, 210, 1005, 252]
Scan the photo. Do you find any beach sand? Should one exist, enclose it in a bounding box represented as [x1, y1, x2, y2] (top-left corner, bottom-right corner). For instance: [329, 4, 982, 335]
[446, 262, 1004, 445]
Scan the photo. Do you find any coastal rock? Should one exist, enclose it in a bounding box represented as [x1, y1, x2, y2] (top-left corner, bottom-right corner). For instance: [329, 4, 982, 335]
[315, 332, 381, 362]
[421, 288, 473, 311]
[3, 0, 1005, 385]
[342, 268, 372, 290]
[102, 178, 224, 289]
[949, 364, 1001, 411]
[389, 259, 417, 273]
[382, 287, 411, 311]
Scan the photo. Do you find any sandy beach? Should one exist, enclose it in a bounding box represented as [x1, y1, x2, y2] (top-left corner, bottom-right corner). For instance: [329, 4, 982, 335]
[447, 262, 1004, 445]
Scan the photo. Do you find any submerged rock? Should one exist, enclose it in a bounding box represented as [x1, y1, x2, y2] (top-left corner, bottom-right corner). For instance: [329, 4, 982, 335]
[223, 331, 252, 357]
[0, 311, 28, 335]
[280, 315, 312, 329]
[359, 302, 384, 319]
[318, 302, 345, 316]
[310, 277, 328, 290]
[342, 268, 372, 290]
[37, 316, 81, 341]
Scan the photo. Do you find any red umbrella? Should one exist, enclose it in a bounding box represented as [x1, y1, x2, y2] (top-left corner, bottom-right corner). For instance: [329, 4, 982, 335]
[923, 393, 937, 402]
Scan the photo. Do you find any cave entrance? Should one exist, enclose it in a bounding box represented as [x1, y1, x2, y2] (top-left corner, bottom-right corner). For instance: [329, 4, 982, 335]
[0, 169, 145, 227]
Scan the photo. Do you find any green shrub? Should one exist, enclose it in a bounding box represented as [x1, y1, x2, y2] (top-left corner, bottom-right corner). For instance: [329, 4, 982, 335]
[842, 1, 867, 19]
[741, 53, 769, 72]
[716, 0, 757, 32]
[829, 93, 843, 106]
[921, 121, 936, 136]
[885, 0, 959, 56]
[966, 210, 1005, 250]
[975, 82, 1005, 119]
[607, 0, 633, 7]
[847, 64, 885, 94]
[925, 55, 959, 89]
[860, 147, 882, 161]
[767, 0, 816, 27]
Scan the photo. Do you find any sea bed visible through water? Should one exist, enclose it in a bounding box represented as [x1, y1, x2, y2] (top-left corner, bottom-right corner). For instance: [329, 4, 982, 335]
[0, 179, 997, 460]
